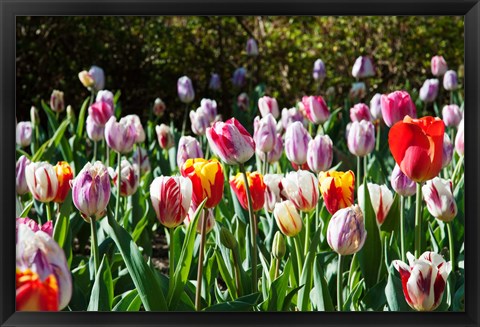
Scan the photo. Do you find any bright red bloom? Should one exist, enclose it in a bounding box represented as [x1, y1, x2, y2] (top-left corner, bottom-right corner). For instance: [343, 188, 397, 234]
[230, 171, 266, 212]
[16, 268, 59, 311]
[388, 116, 444, 183]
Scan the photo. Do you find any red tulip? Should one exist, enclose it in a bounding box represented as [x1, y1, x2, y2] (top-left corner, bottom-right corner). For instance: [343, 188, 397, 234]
[388, 116, 444, 183]
[230, 171, 266, 212]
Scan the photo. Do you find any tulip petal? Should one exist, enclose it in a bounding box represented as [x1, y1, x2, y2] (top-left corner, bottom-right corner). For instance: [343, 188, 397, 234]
[389, 121, 430, 166]
[400, 146, 432, 182]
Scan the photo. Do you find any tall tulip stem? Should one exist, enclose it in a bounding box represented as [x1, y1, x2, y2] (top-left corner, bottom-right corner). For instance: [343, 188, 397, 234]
[304, 211, 310, 256]
[356, 156, 361, 195]
[93, 141, 98, 162]
[414, 183, 423, 258]
[195, 209, 208, 311]
[181, 104, 189, 136]
[45, 202, 53, 222]
[447, 222, 455, 273]
[337, 254, 344, 311]
[90, 217, 100, 275]
[239, 163, 258, 293]
[114, 152, 122, 221]
[400, 195, 406, 262]
[169, 227, 175, 281]
[293, 235, 304, 281]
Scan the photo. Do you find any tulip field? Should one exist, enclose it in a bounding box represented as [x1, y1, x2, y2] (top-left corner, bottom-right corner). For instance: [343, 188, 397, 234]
[15, 35, 465, 313]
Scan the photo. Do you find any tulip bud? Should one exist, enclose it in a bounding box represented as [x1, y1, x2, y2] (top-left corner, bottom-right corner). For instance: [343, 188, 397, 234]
[209, 73, 221, 91]
[442, 133, 454, 168]
[105, 116, 137, 154]
[455, 119, 464, 156]
[177, 76, 195, 104]
[282, 170, 319, 212]
[184, 201, 215, 234]
[307, 134, 333, 174]
[349, 82, 367, 100]
[393, 251, 451, 311]
[132, 146, 151, 174]
[70, 161, 111, 221]
[301, 95, 330, 124]
[96, 90, 114, 110]
[431, 55, 448, 77]
[53, 161, 74, 203]
[200, 98, 218, 123]
[86, 115, 105, 142]
[49, 90, 64, 113]
[123, 114, 146, 143]
[78, 70, 94, 88]
[89, 66, 105, 91]
[220, 227, 238, 250]
[285, 121, 311, 165]
[312, 59, 326, 82]
[88, 101, 113, 126]
[237, 92, 249, 111]
[272, 231, 286, 259]
[256, 133, 283, 164]
[369, 93, 382, 120]
[419, 79, 439, 103]
[190, 107, 210, 136]
[156, 124, 175, 150]
[153, 98, 166, 118]
[16, 155, 31, 195]
[350, 103, 372, 122]
[442, 104, 462, 128]
[16, 122, 33, 148]
[443, 70, 458, 91]
[230, 171, 266, 212]
[30, 106, 40, 126]
[347, 120, 375, 157]
[232, 67, 247, 88]
[352, 56, 375, 79]
[390, 164, 416, 197]
[380, 91, 417, 127]
[177, 136, 204, 168]
[246, 38, 259, 56]
[422, 177, 457, 222]
[25, 162, 59, 203]
[258, 96, 280, 119]
[254, 114, 277, 153]
[273, 200, 302, 237]
[327, 205, 367, 255]
[66, 105, 75, 124]
[109, 159, 140, 197]
[358, 183, 394, 225]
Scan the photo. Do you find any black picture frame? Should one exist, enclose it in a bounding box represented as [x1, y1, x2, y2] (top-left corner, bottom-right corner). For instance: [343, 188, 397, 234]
[2, 1, 479, 326]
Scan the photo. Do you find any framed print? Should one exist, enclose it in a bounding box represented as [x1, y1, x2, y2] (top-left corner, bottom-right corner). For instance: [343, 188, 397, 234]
[2, 0, 480, 326]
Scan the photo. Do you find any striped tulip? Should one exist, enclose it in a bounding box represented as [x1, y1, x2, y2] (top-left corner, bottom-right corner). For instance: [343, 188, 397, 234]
[347, 120, 375, 157]
[370, 93, 383, 120]
[25, 162, 59, 203]
[96, 90, 114, 110]
[254, 114, 277, 153]
[156, 124, 175, 150]
[258, 96, 280, 119]
[431, 55, 448, 76]
[86, 115, 105, 141]
[307, 134, 333, 174]
[132, 146, 151, 174]
[16, 122, 33, 148]
[312, 59, 326, 82]
[358, 183, 394, 225]
[16, 217, 53, 238]
[442, 105, 462, 128]
[200, 98, 218, 123]
[264, 174, 288, 212]
[88, 101, 113, 126]
[50, 90, 65, 113]
[246, 38, 259, 56]
[327, 205, 366, 255]
[318, 170, 355, 215]
[16, 155, 31, 195]
[282, 170, 319, 212]
[419, 79, 439, 103]
[455, 119, 464, 156]
[184, 202, 215, 234]
[285, 121, 311, 165]
[391, 164, 417, 197]
[442, 133, 454, 168]
[380, 91, 417, 127]
[273, 200, 302, 237]
[422, 177, 457, 222]
[352, 56, 375, 78]
[153, 98, 166, 118]
[301, 95, 330, 124]
[281, 107, 305, 131]
[123, 115, 145, 143]
[230, 171, 266, 212]
[177, 76, 195, 104]
[190, 107, 210, 136]
[53, 161, 74, 203]
[177, 136, 204, 168]
[108, 159, 140, 197]
[350, 103, 372, 122]
[443, 70, 458, 91]
[105, 116, 137, 154]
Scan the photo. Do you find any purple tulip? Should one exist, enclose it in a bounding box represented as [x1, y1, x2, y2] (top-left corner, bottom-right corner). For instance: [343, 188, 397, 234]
[352, 56, 375, 79]
[313, 59, 326, 82]
[89, 65, 105, 91]
[257, 133, 283, 164]
[442, 133, 454, 168]
[443, 70, 458, 91]
[254, 114, 277, 153]
[370, 93, 382, 120]
[285, 121, 311, 165]
[200, 98, 218, 123]
[177, 136, 204, 168]
[281, 107, 305, 131]
[419, 79, 439, 103]
[232, 67, 247, 88]
[246, 38, 259, 56]
[390, 164, 416, 197]
[123, 114, 145, 143]
[86, 115, 105, 142]
[442, 104, 462, 127]
[209, 73, 221, 91]
[327, 205, 367, 255]
[347, 120, 375, 157]
[190, 107, 210, 136]
[105, 116, 137, 154]
[16, 122, 33, 148]
[177, 76, 195, 104]
[16, 155, 31, 195]
[307, 134, 333, 174]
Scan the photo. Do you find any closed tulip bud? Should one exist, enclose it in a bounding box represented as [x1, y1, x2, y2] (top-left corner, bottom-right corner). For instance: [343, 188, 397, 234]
[181, 158, 224, 208]
[209, 73, 221, 91]
[264, 174, 288, 212]
[393, 251, 451, 311]
[53, 161, 73, 203]
[419, 79, 439, 103]
[16, 122, 33, 148]
[177, 76, 195, 104]
[273, 200, 302, 237]
[442, 133, 454, 168]
[132, 146, 151, 174]
[89, 66, 105, 91]
[258, 96, 280, 119]
[327, 205, 366, 255]
[281, 107, 305, 131]
[66, 106, 75, 125]
[350, 103, 372, 122]
[105, 116, 137, 154]
[200, 98, 218, 123]
[246, 38, 259, 56]
[390, 164, 417, 197]
[184, 202, 215, 234]
[177, 136, 203, 168]
[318, 170, 355, 215]
[123, 114, 145, 143]
[96, 90, 114, 110]
[49, 90, 64, 113]
[206, 118, 255, 165]
[156, 124, 175, 150]
[369, 93, 382, 120]
[442, 104, 462, 128]
[230, 171, 266, 212]
[88, 101, 114, 126]
[190, 107, 210, 136]
[272, 231, 286, 259]
[25, 162, 59, 203]
[307, 134, 333, 174]
[232, 67, 247, 88]
[352, 56, 375, 79]
[237, 92, 249, 111]
[30, 106, 40, 126]
[443, 70, 458, 91]
[150, 176, 192, 228]
[282, 170, 319, 212]
[153, 98, 166, 117]
[349, 82, 367, 100]
[254, 114, 277, 153]
[347, 120, 375, 157]
[109, 159, 140, 197]
[358, 183, 394, 225]
[86, 115, 105, 142]
[431, 55, 448, 77]
[70, 161, 110, 221]
[16, 155, 31, 195]
[285, 121, 311, 165]
[455, 119, 464, 156]
[312, 59, 326, 82]
[381, 91, 417, 127]
[78, 70, 94, 88]
[301, 95, 330, 124]
[422, 177, 457, 222]
[220, 227, 238, 250]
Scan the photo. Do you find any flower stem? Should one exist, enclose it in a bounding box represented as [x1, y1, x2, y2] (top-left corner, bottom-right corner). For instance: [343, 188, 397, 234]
[232, 247, 243, 297]
[304, 211, 310, 257]
[363, 155, 368, 179]
[337, 254, 344, 311]
[239, 163, 258, 293]
[356, 156, 361, 196]
[114, 152, 122, 221]
[90, 217, 100, 276]
[181, 103, 189, 136]
[45, 202, 53, 222]
[414, 183, 423, 258]
[195, 208, 208, 311]
[293, 235, 304, 280]
[375, 123, 381, 152]
[400, 195, 406, 262]
[447, 222, 455, 273]
[169, 227, 175, 281]
[274, 258, 281, 280]
[93, 141, 97, 162]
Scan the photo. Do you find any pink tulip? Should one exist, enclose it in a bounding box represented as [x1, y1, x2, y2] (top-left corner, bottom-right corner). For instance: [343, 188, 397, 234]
[301, 95, 330, 124]
[380, 91, 417, 127]
[254, 114, 277, 153]
[258, 96, 280, 119]
[431, 55, 448, 76]
[455, 119, 464, 156]
[105, 116, 137, 154]
[307, 134, 333, 174]
[442, 104, 462, 128]
[156, 124, 175, 150]
[350, 103, 372, 122]
[88, 101, 113, 126]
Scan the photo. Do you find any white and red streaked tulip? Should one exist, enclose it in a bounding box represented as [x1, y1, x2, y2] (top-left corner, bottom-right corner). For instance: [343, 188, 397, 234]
[25, 162, 59, 203]
[70, 161, 111, 221]
[206, 118, 255, 165]
[352, 56, 375, 79]
[419, 79, 439, 103]
[258, 96, 280, 119]
[455, 119, 464, 156]
[358, 183, 394, 225]
[273, 200, 302, 237]
[442, 133, 454, 168]
[184, 202, 215, 234]
[190, 107, 210, 136]
[209, 74, 221, 91]
[123, 114, 146, 143]
[96, 90, 114, 110]
[156, 124, 175, 150]
[254, 114, 277, 153]
[50, 90, 65, 113]
[132, 146, 151, 174]
[307, 134, 333, 174]
[390, 164, 417, 197]
[350, 103, 372, 122]
[88, 101, 113, 126]
[443, 70, 458, 91]
[105, 116, 137, 154]
[347, 120, 375, 157]
[349, 82, 367, 100]
[16, 221, 72, 310]
[246, 37, 259, 56]
[327, 204, 367, 255]
[200, 98, 218, 123]
[285, 121, 311, 166]
[431, 55, 448, 77]
[86, 115, 105, 141]
[177, 76, 195, 104]
[282, 170, 319, 212]
[16, 122, 33, 148]
[380, 91, 417, 127]
[257, 133, 283, 164]
[237, 92, 249, 111]
[108, 159, 140, 197]
[177, 136, 204, 168]
[263, 174, 288, 212]
[442, 104, 462, 128]
[393, 251, 451, 311]
[232, 67, 247, 88]
[150, 176, 192, 228]
[422, 177, 457, 222]
[312, 58, 326, 82]
[16, 155, 31, 195]
[301, 95, 330, 124]
[153, 98, 166, 118]
[370, 93, 383, 120]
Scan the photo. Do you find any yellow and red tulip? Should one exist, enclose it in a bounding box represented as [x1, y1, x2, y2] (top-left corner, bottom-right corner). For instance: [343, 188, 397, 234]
[16, 268, 59, 311]
[230, 171, 266, 212]
[318, 170, 355, 215]
[53, 161, 73, 203]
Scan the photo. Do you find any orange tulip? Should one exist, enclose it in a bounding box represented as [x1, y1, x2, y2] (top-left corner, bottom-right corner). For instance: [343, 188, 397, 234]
[16, 268, 59, 311]
[53, 161, 74, 203]
[181, 158, 224, 208]
[388, 116, 444, 183]
[318, 170, 355, 215]
[230, 171, 266, 212]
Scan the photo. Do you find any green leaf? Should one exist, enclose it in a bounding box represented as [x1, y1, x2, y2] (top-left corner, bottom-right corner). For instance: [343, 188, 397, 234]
[112, 289, 142, 312]
[362, 276, 387, 311]
[311, 254, 334, 311]
[53, 194, 73, 266]
[343, 279, 364, 311]
[87, 255, 113, 311]
[203, 293, 260, 312]
[263, 258, 292, 311]
[380, 193, 400, 233]
[385, 266, 411, 311]
[215, 251, 237, 300]
[76, 97, 90, 139]
[19, 200, 34, 218]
